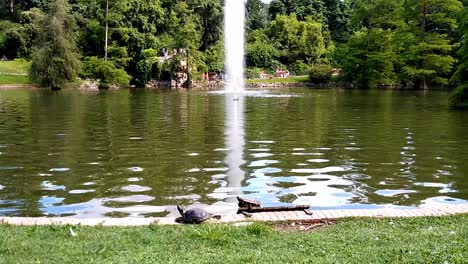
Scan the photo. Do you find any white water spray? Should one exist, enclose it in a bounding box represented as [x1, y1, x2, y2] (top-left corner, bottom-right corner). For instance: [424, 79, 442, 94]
[224, 0, 245, 92]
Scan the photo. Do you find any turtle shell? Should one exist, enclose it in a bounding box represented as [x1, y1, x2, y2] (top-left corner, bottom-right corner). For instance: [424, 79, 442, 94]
[237, 196, 261, 208]
[182, 208, 211, 223]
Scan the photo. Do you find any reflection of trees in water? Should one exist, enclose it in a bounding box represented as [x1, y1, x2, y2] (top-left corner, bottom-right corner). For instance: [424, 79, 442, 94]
[1, 89, 467, 216]
[243, 90, 468, 207]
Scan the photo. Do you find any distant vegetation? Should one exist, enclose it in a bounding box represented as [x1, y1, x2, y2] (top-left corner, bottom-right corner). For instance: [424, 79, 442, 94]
[450, 0, 468, 108]
[0, 0, 466, 102]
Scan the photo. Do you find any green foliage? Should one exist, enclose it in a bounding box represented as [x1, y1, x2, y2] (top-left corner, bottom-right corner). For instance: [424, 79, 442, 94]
[340, 28, 399, 87]
[82, 56, 130, 87]
[205, 40, 224, 72]
[269, 14, 328, 65]
[269, 0, 324, 21]
[246, 30, 279, 70]
[29, 0, 81, 89]
[323, 0, 351, 42]
[449, 0, 468, 107]
[352, 0, 406, 30]
[1, 0, 466, 88]
[403, 0, 463, 88]
[449, 83, 468, 107]
[246, 67, 265, 79]
[246, 0, 269, 32]
[135, 49, 159, 85]
[402, 36, 457, 86]
[0, 8, 42, 59]
[309, 63, 333, 83]
[291, 60, 310, 75]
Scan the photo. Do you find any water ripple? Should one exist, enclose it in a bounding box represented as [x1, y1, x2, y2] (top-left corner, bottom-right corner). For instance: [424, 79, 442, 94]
[49, 168, 70, 172]
[69, 189, 96, 194]
[291, 166, 346, 174]
[121, 185, 152, 192]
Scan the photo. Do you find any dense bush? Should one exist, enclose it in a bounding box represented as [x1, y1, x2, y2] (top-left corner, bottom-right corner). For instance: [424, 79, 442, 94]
[246, 67, 265, 79]
[0, 22, 29, 59]
[308, 64, 333, 83]
[449, 84, 468, 108]
[291, 60, 310, 75]
[82, 57, 130, 88]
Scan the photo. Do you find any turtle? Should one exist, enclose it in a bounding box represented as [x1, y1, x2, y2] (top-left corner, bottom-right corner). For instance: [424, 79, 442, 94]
[175, 205, 221, 224]
[237, 196, 262, 208]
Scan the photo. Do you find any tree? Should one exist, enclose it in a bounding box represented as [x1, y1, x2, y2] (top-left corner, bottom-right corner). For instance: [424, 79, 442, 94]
[268, 0, 324, 21]
[190, 0, 223, 52]
[268, 14, 328, 65]
[339, 0, 406, 87]
[323, 0, 351, 42]
[29, 0, 81, 89]
[403, 0, 463, 89]
[339, 28, 399, 87]
[246, 0, 269, 32]
[246, 29, 279, 69]
[450, 0, 468, 108]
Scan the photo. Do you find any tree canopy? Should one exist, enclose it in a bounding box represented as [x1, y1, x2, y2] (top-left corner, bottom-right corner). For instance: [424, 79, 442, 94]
[0, 0, 466, 90]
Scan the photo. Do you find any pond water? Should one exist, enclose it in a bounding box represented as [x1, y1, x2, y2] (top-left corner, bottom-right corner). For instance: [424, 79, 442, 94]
[0, 88, 467, 218]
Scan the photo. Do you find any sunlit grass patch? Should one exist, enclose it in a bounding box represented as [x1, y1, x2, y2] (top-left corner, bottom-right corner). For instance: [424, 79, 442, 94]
[0, 215, 466, 263]
[0, 75, 30, 85]
[0, 60, 30, 75]
[247, 76, 309, 83]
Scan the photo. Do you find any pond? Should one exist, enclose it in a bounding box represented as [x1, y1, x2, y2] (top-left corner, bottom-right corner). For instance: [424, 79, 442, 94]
[0, 88, 467, 218]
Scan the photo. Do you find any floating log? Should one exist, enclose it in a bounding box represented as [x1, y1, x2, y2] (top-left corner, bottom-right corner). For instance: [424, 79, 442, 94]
[237, 205, 310, 214]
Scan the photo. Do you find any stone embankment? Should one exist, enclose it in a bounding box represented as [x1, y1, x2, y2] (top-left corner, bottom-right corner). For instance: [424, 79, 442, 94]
[1, 204, 467, 227]
[247, 82, 341, 88]
[143, 80, 340, 89]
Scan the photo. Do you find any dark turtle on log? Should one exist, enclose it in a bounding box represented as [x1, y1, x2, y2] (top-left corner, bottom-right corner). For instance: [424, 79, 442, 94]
[237, 196, 261, 208]
[175, 205, 221, 224]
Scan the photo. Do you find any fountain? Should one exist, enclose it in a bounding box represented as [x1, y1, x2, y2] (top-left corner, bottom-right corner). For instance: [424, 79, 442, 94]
[224, 0, 246, 93]
[223, 0, 247, 200]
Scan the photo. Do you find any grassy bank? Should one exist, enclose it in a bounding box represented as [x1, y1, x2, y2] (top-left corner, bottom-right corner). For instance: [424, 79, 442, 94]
[0, 60, 30, 85]
[247, 76, 309, 84]
[0, 75, 30, 85]
[0, 215, 466, 263]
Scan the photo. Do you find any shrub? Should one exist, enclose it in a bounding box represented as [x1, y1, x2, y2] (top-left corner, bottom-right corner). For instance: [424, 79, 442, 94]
[246, 67, 264, 79]
[308, 64, 333, 83]
[82, 57, 130, 88]
[449, 83, 468, 108]
[291, 60, 310, 75]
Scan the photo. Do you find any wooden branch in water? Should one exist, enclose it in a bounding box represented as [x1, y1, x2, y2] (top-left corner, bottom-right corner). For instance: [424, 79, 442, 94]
[237, 205, 310, 213]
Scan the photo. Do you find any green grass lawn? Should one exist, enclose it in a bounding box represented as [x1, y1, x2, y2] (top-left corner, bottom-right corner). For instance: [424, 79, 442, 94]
[247, 76, 309, 84]
[0, 60, 31, 85]
[0, 75, 30, 85]
[0, 60, 30, 75]
[0, 215, 466, 263]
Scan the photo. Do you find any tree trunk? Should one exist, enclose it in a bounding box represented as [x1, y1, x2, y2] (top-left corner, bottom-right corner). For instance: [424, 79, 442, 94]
[104, 0, 109, 61]
[185, 50, 191, 88]
[9, 0, 14, 13]
[419, 78, 428, 90]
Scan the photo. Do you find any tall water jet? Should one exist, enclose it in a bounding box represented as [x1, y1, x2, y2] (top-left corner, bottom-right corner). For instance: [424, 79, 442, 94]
[224, 0, 245, 92]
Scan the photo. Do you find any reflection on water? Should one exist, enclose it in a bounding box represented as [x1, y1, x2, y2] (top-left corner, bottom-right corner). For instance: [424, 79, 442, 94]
[223, 94, 246, 200]
[0, 88, 467, 217]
